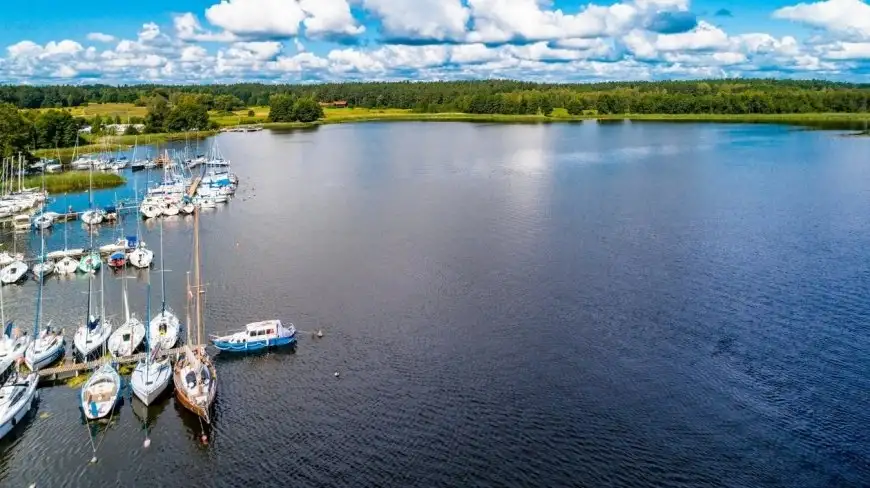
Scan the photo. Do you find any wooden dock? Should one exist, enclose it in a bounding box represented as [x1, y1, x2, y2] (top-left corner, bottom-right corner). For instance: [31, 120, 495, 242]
[187, 176, 202, 198]
[36, 345, 203, 382]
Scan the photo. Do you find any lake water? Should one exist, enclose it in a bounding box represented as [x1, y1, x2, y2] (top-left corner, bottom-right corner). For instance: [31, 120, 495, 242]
[0, 121, 868, 487]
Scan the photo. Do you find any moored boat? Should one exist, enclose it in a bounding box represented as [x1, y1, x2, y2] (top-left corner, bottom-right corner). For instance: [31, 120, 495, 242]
[78, 252, 102, 273]
[211, 320, 296, 353]
[107, 251, 127, 269]
[56, 256, 79, 275]
[0, 372, 39, 440]
[107, 275, 145, 358]
[0, 261, 28, 285]
[81, 209, 105, 226]
[80, 363, 121, 420]
[31, 259, 55, 280]
[131, 281, 172, 405]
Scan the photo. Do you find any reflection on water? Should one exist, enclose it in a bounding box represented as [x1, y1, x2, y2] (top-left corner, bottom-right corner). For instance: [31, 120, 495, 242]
[0, 122, 868, 487]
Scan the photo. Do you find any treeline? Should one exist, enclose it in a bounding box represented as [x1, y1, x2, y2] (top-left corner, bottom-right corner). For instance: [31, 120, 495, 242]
[2, 80, 870, 115]
[0, 104, 82, 158]
[268, 96, 324, 123]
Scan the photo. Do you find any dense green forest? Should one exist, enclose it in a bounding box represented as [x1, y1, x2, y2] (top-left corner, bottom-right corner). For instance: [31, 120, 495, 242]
[2, 79, 869, 114]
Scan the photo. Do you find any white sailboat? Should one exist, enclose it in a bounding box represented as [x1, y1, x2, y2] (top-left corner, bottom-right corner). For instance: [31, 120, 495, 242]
[0, 370, 39, 440]
[24, 223, 65, 371]
[131, 280, 171, 405]
[31, 259, 55, 280]
[0, 284, 30, 377]
[0, 260, 28, 285]
[73, 270, 112, 360]
[81, 162, 104, 225]
[52, 210, 80, 274]
[107, 275, 145, 358]
[149, 219, 180, 350]
[128, 214, 153, 269]
[80, 362, 121, 420]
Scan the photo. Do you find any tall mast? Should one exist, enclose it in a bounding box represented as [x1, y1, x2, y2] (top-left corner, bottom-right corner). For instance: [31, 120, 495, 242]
[160, 218, 166, 315]
[193, 207, 202, 345]
[185, 272, 192, 346]
[100, 254, 106, 320]
[34, 167, 47, 335]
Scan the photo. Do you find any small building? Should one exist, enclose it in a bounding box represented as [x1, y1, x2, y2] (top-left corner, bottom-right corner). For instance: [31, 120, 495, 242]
[319, 100, 349, 108]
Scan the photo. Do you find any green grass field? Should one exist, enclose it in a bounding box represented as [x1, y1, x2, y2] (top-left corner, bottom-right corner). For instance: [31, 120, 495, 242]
[22, 172, 125, 193]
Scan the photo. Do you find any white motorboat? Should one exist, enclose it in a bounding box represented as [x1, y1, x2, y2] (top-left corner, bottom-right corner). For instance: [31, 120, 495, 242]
[31, 260, 55, 280]
[211, 320, 297, 353]
[0, 261, 28, 285]
[0, 372, 39, 440]
[81, 209, 105, 226]
[56, 256, 79, 275]
[80, 363, 121, 420]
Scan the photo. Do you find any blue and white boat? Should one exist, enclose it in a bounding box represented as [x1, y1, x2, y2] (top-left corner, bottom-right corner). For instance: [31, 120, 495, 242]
[211, 320, 296, 353]
[80, 363, 121, 420]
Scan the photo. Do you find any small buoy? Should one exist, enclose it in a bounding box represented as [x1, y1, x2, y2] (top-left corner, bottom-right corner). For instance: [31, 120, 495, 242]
[316, 330, 324, 338]
[334, 371, 340, 378]
[143, 438, 151, 448]
[90, 456, 98, 464]
[201, 434, 208, 444]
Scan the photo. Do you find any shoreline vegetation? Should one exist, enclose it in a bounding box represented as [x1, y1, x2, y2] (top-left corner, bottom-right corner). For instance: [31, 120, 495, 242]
[5, 79, 870, 163]
[22, 171, 126, 193]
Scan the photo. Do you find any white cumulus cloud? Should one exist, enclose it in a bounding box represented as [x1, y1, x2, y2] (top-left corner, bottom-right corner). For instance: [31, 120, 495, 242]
[87, 33, 116, 43]
[773, 0, 870, 39]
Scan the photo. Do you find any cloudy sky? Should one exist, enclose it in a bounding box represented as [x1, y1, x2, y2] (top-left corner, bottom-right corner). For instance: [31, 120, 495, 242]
[1, 0, 869, 84]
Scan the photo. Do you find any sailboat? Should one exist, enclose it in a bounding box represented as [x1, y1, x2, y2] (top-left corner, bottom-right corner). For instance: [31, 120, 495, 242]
[0, 369, 39, 440]
[107, 274, 145, 358]
[0, 283, 30, 377]
[73, 269, 112, 360]
[149, 219, 180, 350]
[31, 259, 55, 280]
[173, 207, 216, 423]
[80, 362, 121, 420]
[81, 161, 104, 226]
[131, 279, 171, 405]
[79, 214, 102, 274]
[24, 221, 65, 371]
[0, 260, 28, 285]
[54, 213, 80, 274]
[128, 214, 153, 269]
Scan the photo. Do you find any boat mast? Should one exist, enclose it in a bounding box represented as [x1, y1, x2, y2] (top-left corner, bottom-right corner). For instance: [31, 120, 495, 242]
[193, 207, 202, 346]
[185, 271, 192, 346]
[160, 218, 166, 315]
[34, 172, 47, 336]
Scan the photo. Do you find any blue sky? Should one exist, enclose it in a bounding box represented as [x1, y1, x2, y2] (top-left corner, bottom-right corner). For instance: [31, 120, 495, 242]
[1, 0, 868, 84]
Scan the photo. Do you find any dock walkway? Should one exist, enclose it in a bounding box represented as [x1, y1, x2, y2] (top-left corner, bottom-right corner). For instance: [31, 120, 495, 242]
[36, 344, 204, 382]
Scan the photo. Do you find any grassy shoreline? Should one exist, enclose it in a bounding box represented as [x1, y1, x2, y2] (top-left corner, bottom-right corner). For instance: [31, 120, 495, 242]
[22, 172, 125, 193]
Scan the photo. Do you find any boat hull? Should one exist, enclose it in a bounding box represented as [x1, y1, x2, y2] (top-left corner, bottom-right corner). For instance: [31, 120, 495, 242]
[128, 249, 153, 269]
[81, 365, 121, 420]
[212, 334, 296, 352]
[24, 338, 65, 371]
[78, 254, 102, 273]
[1, 261, 28, 285]
[131, 360, 172, 405]
[0, 375, 39, 441]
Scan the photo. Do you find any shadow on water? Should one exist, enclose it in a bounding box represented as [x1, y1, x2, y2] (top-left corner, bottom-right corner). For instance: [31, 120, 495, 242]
[130, 395, 170, 432]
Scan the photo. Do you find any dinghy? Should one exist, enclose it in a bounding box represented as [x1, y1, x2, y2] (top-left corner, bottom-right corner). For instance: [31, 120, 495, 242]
[80, 363, 121, 420]
[56, 256, 79, 275]
[78, 252, 102, 273]
[131, 282, 171, 405]
[0, 261, 28, 285]
[211, 320, 297, 353]
[0, 372, 39, 440]
[107, 276, 145, 358]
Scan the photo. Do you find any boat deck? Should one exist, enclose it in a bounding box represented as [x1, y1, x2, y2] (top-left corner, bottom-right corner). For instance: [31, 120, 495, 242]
[35, 344, 204, 382]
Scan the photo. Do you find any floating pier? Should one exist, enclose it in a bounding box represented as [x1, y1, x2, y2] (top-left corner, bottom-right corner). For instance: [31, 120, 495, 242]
[36, 345, 205, 383]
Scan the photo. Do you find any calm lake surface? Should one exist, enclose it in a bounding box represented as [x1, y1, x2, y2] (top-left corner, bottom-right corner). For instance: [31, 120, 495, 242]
[0, 121, 869, 487]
